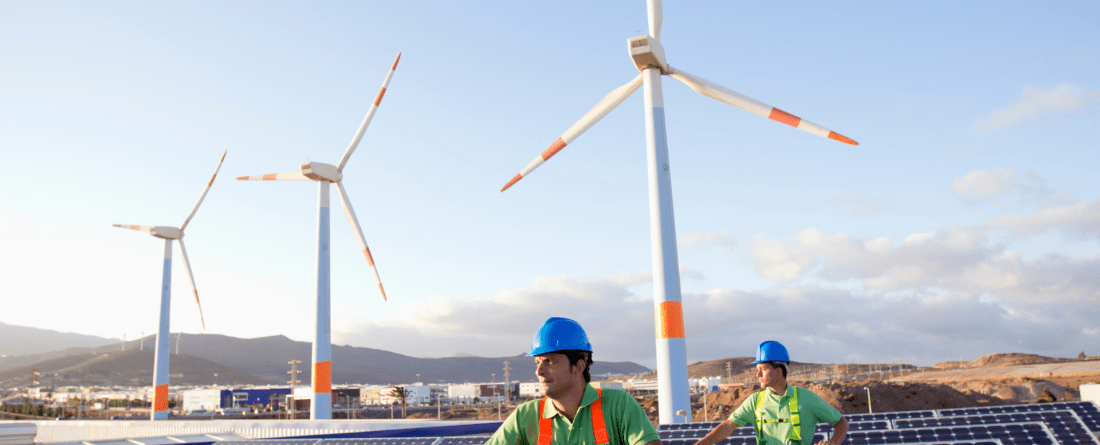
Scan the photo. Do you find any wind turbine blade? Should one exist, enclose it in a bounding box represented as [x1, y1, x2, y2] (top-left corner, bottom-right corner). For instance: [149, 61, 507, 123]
[648, 0, 662, 40]
[176, 238, 206, 330]
[667, 67, 859, 145]
[336, 52, 402, 173]
[180, 151, 226, 231]
[501, 74, 644, 192]
[113, 224, 154, 233]
[334, 181, 387, 301]
[236, 171, 310, 181]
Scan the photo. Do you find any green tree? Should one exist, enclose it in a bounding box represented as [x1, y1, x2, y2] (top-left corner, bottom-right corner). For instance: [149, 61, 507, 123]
[1079, 351, 1086, 359]
[389, 386, 408, 418]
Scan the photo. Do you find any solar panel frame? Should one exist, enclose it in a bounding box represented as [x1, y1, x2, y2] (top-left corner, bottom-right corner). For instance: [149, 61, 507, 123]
[321, 438, 441, 445]
[435, 437, 491, 445]
[218, 440, 323, 445]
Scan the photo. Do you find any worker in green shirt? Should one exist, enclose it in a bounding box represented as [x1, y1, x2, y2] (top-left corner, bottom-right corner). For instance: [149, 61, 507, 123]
[486, 317, 661, 445]
[693, 341, 848, 445]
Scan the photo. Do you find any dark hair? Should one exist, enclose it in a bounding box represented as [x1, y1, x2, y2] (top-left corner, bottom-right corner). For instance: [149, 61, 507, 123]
[767, 361, 788, 378]
[560, 350, 593, 383]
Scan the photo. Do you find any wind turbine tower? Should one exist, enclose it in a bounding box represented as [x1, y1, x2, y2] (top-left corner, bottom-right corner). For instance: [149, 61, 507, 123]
[237, 53, 400, 420]
[113, 151, 226, 420]
[500, 0, 857, 424]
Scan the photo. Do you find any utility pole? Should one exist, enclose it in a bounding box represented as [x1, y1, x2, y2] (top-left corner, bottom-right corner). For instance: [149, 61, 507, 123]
[175, 332, 181, 355]
[503, 361, 511, 404]
[725, 362, 732, 382]
[123, 334, 126, 352]
[288, 360, 302, 387]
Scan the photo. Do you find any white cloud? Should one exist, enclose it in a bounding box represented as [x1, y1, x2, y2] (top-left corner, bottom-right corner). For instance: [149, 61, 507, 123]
[973, 83, 1100, 133]
[985, 200, 1100, 241]
[333, 200, 1100, 368]
[951, 168, 1016, 202]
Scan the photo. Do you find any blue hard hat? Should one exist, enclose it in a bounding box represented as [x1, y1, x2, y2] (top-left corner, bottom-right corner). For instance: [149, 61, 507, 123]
[750, 340, 790, 364]
[528, 317, 592, 356]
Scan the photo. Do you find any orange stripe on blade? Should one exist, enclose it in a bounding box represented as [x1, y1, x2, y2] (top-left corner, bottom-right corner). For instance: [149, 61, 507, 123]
[262, 174, 277, 180]
[378, 284, 387, 301]
[391, 53, 401, 70]
[363, 247, 375, 266]
[153, 384, 169, 412]
[828, 131, 859, 145]
[501, 174, 523, 192]
[314, 361, 332, 393]
[374, 87, 387, 106]
[655, 301, 685, 339]
[540, 138, 567, 161]
[768, 108, 802, 128]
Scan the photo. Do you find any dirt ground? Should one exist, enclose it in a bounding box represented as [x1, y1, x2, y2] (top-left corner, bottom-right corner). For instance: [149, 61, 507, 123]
[431, 354, 1100, 423]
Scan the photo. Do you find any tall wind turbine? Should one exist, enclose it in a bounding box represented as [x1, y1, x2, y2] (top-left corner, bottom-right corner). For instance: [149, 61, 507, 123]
[237, 53, 399, 420]
[500, 0, 857, 424]
[113, 150, 226, 420]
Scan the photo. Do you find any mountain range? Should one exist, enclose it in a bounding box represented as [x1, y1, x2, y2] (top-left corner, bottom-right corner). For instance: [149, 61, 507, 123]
[0, 323, 651, 387]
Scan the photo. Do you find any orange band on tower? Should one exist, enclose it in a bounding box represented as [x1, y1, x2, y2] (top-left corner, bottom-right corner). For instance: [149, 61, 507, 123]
[655, 301, 685, 339]
[153, 384, 169, 412]
[314, 360, 332, 393]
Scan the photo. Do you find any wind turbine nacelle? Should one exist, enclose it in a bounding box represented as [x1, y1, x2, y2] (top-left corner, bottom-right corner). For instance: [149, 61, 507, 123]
[628, 35, 667, 74]
[152, 226, 182, 240]
[301, 162, 343, 182]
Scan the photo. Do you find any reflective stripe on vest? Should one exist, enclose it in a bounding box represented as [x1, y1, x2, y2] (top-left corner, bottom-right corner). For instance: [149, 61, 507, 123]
[754, 386, 800, 445]
[537, 388, 608, 445]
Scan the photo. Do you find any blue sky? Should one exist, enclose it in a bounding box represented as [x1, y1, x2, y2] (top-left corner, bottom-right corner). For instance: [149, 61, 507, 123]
[1, 1, 1098, 369]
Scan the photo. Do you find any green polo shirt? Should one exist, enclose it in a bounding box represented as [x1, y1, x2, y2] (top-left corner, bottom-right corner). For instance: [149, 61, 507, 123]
[729, 385, 842, 445]
[487, 384, 659, 445]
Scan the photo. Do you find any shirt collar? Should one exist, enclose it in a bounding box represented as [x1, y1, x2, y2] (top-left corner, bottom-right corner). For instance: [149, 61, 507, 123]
[541, 384, 597, 419]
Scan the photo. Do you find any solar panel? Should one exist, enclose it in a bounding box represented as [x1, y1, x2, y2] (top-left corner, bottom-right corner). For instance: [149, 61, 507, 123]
[436, 437, 491, 445]
[323, 439, 441, 445]
[845, 422, 1056, 445]
[219, 441, 323, 445]
[657, 421, 724, 431]
[939, 401, 1100, 433]
[846, 411, 938, 422]
[895, 410, 1100, 445]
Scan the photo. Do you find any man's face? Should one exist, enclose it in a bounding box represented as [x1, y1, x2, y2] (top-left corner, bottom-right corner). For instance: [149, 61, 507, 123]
[756, 363, 783, 388]
[535, 352, 582, 399]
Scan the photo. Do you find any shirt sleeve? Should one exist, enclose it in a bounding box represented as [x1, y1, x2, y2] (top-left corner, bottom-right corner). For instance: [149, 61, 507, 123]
[486, 405, 529, 445]
[727, 393, 757, 428]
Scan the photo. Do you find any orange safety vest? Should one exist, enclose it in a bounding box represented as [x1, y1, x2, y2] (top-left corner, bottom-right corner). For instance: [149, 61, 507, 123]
[536, 388, 609, 445]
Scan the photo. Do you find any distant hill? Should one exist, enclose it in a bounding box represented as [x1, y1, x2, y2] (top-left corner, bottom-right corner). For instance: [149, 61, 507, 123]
[0, 348, 270, 387]
[0, 332, 651, 387]
[0, 321, 117, 357]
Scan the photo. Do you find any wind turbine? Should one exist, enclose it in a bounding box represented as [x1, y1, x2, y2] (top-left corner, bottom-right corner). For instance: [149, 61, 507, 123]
[237, 53, 399, 420]
[113, 150, 226, 420]
[500, 0, 857, 424]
